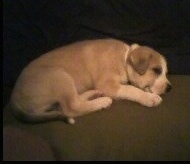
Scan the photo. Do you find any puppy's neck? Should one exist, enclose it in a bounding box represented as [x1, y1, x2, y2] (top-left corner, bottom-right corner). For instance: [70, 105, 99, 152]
[124, 45, 130, 62]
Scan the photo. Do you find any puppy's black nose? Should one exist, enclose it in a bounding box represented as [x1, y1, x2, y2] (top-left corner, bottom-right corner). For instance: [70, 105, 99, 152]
[166, 84, 172, 92]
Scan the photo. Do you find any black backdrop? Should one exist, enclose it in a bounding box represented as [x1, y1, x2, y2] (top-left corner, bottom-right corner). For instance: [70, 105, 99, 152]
[3, 0, 190, 89]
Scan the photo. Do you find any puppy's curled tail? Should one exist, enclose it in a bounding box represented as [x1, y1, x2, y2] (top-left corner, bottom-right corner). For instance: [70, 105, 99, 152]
[10, 103, 75, 124]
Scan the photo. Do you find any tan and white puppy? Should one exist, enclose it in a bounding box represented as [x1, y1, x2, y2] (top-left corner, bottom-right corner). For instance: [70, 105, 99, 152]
[11, 39, 171, 124]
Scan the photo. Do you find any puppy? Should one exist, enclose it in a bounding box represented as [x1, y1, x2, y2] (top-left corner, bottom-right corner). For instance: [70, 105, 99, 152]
[11, 39, 171, 124]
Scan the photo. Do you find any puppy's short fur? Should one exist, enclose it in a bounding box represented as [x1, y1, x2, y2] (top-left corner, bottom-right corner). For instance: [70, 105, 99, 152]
[11, 39, 171, 124]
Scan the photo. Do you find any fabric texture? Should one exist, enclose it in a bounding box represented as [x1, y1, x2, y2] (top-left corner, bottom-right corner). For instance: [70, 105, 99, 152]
[3, 127, 55, 161]
[3, 75, 190, 161]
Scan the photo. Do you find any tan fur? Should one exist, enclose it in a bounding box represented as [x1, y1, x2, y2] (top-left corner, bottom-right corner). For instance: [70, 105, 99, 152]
[11, 39, 171, 124]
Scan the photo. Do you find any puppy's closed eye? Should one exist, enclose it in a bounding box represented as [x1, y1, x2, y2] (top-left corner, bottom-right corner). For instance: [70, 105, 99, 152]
[152, 67, 162, 75]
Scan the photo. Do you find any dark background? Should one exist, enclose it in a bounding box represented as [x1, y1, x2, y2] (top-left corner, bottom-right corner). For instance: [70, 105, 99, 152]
[3, 0, 190, 106]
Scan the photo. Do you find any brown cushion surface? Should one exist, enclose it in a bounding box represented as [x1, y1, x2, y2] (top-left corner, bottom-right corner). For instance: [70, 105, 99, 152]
[3, 127, 55, 161]
[3, 75, 190, 161]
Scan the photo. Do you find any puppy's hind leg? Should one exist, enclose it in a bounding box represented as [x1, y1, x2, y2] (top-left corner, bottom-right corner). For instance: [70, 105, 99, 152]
[57, 72, 112, 124]
[61, 96, 113, 123]
[62, 95, 112, 119]
[79, 90, 104, 101]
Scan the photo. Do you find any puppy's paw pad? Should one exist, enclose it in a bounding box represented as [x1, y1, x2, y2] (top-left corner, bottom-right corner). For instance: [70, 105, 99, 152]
[143, 93, 162, 107]
[98, 97, 112, 109]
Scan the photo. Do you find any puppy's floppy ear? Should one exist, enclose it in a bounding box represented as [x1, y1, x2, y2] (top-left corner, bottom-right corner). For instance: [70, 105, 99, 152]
[131, 43, 140, 50]
[128, 46, 152, 75]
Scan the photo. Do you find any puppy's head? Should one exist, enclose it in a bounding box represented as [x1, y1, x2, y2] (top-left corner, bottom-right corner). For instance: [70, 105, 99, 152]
[127, 44, 171, 95]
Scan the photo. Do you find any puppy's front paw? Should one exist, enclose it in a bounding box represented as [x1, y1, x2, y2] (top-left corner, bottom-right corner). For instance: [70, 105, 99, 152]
[97, 97, 112, 110]
[141, 93, 162, 107]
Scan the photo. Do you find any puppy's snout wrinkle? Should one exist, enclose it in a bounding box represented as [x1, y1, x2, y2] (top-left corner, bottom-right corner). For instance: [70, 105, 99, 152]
[166, 84, 172, 93]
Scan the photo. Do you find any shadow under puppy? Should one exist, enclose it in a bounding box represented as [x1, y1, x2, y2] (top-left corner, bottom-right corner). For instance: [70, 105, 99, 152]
[11, 39, 171, 124]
